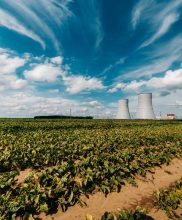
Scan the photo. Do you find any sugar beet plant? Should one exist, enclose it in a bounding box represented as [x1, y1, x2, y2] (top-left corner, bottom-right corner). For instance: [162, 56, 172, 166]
[0, 119, 182, 218]
[156, 178, 182, 219]
[85, 206, 153, 220]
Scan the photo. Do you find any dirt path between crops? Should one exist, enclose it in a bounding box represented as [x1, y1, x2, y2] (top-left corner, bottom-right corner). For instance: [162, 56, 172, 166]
[37, 158, 182, 220]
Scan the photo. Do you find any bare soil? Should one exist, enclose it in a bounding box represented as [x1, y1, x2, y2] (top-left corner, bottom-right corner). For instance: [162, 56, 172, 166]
[41, 158, 182, 220]
[17, 168, 32, 184]
[17, 158, 182, 220]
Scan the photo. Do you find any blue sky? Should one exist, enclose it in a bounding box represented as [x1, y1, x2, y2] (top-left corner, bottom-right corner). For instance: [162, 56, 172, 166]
[0, 0, 182, 118]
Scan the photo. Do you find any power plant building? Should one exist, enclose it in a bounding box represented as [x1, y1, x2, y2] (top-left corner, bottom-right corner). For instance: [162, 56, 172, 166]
[167, 113, 176, 120]
[137, 93, 155, 119]
[116, 99, 131, 119]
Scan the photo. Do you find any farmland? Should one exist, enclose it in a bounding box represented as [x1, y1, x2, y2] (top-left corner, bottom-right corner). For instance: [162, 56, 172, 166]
[0, 119, 182, 219]
[87, 178, 182, 220]
[156, 178, 182, 219]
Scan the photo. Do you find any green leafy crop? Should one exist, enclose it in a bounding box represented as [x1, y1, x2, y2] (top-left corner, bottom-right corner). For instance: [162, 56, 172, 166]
[156, 178, 182, 219]
[101, 207, 150, 220]
[0, 119, 181, 218]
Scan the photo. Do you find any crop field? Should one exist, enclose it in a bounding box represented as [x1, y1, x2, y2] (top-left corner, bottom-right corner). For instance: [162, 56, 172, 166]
[89, 177, 182, 220]
[0, 119, 182, 219]
[156, 178, 182, 219]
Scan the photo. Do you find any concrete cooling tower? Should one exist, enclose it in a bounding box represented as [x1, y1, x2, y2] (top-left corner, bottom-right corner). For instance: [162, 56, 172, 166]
[116, 99, 131, 119]
[137, 93, 155, 119]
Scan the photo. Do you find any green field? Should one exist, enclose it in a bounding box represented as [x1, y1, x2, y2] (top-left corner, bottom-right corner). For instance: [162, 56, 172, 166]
[0, 119, 182, 219]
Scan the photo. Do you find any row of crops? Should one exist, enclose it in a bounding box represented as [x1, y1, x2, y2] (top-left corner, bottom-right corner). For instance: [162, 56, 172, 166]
[0, 119, 182, 218]
[86, 207, 150, 220]
[157, 178, 182, 219]
[87, 178, 182, 220]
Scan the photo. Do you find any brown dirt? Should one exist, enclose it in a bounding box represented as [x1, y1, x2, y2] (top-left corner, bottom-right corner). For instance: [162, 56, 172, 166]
[38, 158, 182, 220]
[17, 168, 32, 184]
[16, 158, 182, 219]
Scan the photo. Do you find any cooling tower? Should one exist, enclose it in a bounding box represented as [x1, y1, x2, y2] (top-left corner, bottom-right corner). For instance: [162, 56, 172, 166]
[116, 99, 131, 119]
[137, 93, 155, 119]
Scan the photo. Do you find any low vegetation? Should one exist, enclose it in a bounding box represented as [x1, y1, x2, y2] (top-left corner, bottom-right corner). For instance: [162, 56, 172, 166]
[156, 178, 182, 219]
[87, 178, 182, 220]
[86, 207, 152, 220]
[0, 119, 181, 218]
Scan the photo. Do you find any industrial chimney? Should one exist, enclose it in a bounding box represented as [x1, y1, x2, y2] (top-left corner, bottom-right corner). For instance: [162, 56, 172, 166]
[116, 99, 131, 119]
[137, 93, 155, 119]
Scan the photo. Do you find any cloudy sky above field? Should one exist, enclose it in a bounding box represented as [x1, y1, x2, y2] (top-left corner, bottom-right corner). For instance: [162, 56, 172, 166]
[0, 0, 182, 118]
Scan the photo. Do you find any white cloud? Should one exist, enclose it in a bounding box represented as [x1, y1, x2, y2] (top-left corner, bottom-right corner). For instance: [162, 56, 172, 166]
[24, 63, 62, 82]
[108, 82, 125, 93]
[0, 49, 26, 74]
[124, 80, 144, 91]
[141, 12, 179, 48]
[10, 79, 27, 89]
[75, 0, 104, 49]
[110, 67, 182, 94]
[132, 0, 154, 29]
[0, 8, 45, 49]
[94, 15, 104, 49]
[132, 0, 182, 48]
[86, 100, 102, 108]
[63, 75, 105, 94]
[30, 0, 73, 26]
[0, 92, 77, 117]
[117, 34, 182, 80]
[0, 0, 73, 51]
[0, 91, 111, 118]
[147, 68, 182, 90]
[8, 0, 61, 52]
[116, 57, 126, 65]
[102, 64, 114, 75]
[152, 90, 182, 117]
[0, 48, 27, 91]
[114, 68, 182, 93]
[108, 81, 145, 93]
[121, 56, 178, 80]
[50, 56, 63, 64]
[101, 57, 126, 76]
[22, 54, 105, 94]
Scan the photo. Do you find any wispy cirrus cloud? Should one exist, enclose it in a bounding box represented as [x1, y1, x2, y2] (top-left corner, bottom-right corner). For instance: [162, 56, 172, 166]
[0, 0, 104, 52]
[4, 0, 60, 51]
[94, 16, 104, 49]
[87, 0, 104, 49]
[0, 0, 73, 51]
[121, 53, 179, 80]
[74, 0, 104, 49]
[116, 34, 182, 80]
[0, 8, 45, 49]
[101, 57, 126, 75]
[132, 0, 182, 48]
[131, 0, 154, 29]
[140, 12, 180, 48]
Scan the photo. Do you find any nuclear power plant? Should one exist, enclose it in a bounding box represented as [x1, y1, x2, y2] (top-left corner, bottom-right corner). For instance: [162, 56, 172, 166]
[117, 93, 155, 119]
[116, 99, 131, 119]
[137, 93, 155, 119]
